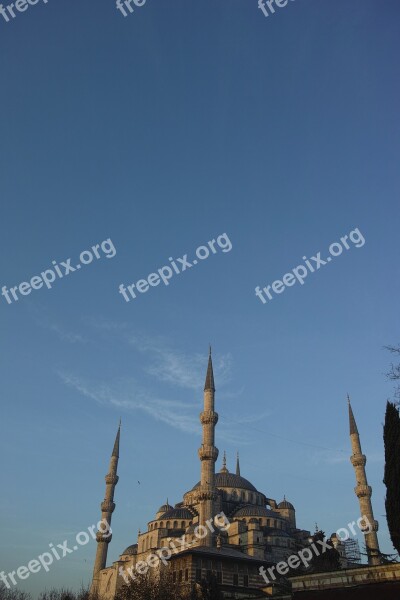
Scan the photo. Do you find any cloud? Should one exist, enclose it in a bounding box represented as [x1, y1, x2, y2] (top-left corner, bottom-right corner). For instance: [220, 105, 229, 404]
[87, 318, 233, 390]
[59, 372, 201, 435]
[37, 317, 87, 344]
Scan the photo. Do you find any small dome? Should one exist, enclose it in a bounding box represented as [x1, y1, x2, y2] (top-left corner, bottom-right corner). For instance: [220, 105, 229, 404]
[233, 505, 278, 518]
[121, 544, 137, 556]
[157, 502, 172, 514]
[159, 507, 194, 520]
[278, 499, 295, 510]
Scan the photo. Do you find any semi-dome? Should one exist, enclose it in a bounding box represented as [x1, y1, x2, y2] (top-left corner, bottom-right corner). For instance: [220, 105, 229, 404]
[192, 472, 258, 493]
[278, 498, 295, 510]
[121, 544, 137, 555]
[159, 507, 194, 520]
[233, 505, 278, 518]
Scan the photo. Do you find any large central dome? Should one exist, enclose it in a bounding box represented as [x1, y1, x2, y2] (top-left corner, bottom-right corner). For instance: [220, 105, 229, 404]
[192, 472, 258, 492]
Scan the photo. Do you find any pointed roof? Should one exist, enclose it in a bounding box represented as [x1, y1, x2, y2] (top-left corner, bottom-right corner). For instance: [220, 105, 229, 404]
[236, 452, 241, 476]
[112, 420, 121, 457]
[348, 395, 359, 436]
[204, 346, 215, 391]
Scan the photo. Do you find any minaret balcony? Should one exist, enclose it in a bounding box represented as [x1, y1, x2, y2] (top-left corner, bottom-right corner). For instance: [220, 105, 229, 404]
[198, 445, 219, 461]
[351, 454, 366, 467]
[194, 488, 219, 502]
[105, 473, 119, 485]
[96, 531, 112, 544]
[355, 484, 372, 498]
[359, 518, 379, 532]
[101, 500, 116, 513]
[200, 411, 219, 426]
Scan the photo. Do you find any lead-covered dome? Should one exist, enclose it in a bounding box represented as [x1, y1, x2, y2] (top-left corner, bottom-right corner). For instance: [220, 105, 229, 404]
[159, 507, 194, 520]
[233, 505, 278, 518]
[192, 472, 258, 492]
[121, 544, 137, 556]
[278, 499, 295, 510]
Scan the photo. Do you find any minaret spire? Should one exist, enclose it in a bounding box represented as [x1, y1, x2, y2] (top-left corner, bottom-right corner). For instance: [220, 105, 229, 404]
[91, 422, 121, 593]
[196, 348, 219, 547]
[204, 346, 215, 392]
[348, 397, 380, 565]
[236, 452, 241, 476]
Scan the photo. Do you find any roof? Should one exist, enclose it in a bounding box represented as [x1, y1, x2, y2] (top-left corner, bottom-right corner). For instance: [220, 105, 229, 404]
[192, 472, 258, 493]
[278, 499, 295, 510]
[159, 507, 194, 520]
[234, 505, 279, 518]
[204, 349, 215, 391]
[121, 544, 137, 556]
[176, 545, 266, 564]
[157, 502, 172, 514]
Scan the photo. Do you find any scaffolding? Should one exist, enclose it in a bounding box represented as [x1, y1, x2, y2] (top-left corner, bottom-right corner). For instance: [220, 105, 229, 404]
[344, 538, 361, 563]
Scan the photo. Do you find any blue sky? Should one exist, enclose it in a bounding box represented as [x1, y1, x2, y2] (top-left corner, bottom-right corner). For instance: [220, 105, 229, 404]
[1, 0, 399, 595]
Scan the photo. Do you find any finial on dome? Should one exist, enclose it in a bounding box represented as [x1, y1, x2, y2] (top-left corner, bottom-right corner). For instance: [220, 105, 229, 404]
[220, 451, 229, 473]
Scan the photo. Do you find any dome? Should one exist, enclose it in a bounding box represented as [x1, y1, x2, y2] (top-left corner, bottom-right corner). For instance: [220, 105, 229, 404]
[233, 505, 277, 518]
[157, 502, 172, 514]
[278, 499, 295, 510]
[121, 544, 137, 556]
[159, 507, 194, 520]
[192, 472, 258, 493]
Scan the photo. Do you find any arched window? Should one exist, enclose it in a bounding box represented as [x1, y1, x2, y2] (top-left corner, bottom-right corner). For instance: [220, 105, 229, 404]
[173, 521, 178, 528]
[181, 521, 185, 529]
[160, 522, 164, 528]
[167, 521, 171, 529]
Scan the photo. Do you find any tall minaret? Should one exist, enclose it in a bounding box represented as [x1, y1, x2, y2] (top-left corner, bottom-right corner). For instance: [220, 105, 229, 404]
[197, 348, 219, 546]
[348, 397, 380, 565]
[91, 422, 121, 593]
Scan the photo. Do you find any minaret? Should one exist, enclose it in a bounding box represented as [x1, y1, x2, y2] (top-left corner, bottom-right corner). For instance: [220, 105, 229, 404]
[197, 347, 219, 546]
[91, 422, 121, 593]
[348, 397, 380, 565]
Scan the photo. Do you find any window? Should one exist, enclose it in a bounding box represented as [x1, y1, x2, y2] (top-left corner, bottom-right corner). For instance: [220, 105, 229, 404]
[196, 569, 202, 582]
[178, 570, 183, 582]
[185, 569, 189, 582]
[233, 574, 238, 586]
[243, 575, 249, 587]
[172, 572, 176, 583]
[217, 572, 222, 584]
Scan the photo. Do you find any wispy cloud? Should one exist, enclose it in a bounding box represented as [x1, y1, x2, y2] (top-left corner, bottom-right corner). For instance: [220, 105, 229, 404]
[36, 316, 87, 344]
[59, 372, 201, 435]
[87, 318, 233, 390]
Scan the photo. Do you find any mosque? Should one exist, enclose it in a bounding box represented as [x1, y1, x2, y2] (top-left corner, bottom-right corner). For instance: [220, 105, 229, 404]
[89, 350, 381, 599]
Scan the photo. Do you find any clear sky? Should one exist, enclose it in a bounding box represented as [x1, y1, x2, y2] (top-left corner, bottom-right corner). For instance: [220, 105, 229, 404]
[1, 0, 399, 595]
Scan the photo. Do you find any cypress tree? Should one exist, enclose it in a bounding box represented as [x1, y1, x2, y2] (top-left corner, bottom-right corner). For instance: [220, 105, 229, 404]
[383, 401, 400, 554]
